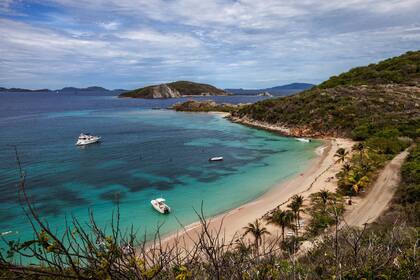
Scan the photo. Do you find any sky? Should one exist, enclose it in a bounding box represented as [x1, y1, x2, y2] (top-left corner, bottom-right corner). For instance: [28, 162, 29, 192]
[0, 0, 420, 90]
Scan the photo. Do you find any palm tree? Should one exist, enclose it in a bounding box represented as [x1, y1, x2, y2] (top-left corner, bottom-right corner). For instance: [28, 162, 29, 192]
[334, 148, 349, 164]
[266, 209, 293, 242]
[288, 195, 304, 233]
[341, 162, 351, 173]
[243, 219, 270, 248]
[352, 142, 369, 160]
[345, 170, 370, 205]
[346, 171, 369, 194]
[318, 189, 331, 210]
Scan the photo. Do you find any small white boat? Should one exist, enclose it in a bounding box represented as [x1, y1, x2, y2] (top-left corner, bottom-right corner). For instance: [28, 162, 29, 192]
[209, 156, 223, 162]
[296, 138, 311, 143]
[151, 198, 171, 214]
[76, 133, 101, 146]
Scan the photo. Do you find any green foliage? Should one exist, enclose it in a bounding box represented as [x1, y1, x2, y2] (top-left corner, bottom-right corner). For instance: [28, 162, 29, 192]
[351, 123, 374, 140]
[265, 209, 294, 241]
[171, 100, 237, 112]
[306, 191, 345, 236]
[173, 265, 192, 280]
[400, 145, 420, 185]
[233, 51, 420, 140]
[303, 224, 418, 280]
[167, 81, 225, 95]
[365, 135, 409, 155]
[318, 50, 420, 88]
[392, 144, 420, 226]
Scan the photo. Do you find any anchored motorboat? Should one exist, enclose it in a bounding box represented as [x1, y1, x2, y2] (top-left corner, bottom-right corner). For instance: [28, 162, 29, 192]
[151, 198, 171, 214]
[76, 133, 101, 146]
[296, 138, 311, 143]
[209, 156, 223, 162]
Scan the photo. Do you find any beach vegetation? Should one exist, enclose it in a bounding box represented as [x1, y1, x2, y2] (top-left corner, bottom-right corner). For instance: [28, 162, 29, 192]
[287, 195, 305, 234]
[243, 219, 270, 249]
[265, 209, 294, 242]
[305, 190, 345, 237]
[334, 148, 349, 164]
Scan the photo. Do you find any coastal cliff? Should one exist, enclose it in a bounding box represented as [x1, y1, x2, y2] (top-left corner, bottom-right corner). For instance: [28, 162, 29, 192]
[119, 81, 229, 99]
[140, 84, 182, 98]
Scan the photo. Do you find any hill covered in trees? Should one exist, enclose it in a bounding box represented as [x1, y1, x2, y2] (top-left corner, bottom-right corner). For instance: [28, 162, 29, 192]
[119, 81, 228, 99]
[232, 51, 420, 140]
[318, 51, 420, 88]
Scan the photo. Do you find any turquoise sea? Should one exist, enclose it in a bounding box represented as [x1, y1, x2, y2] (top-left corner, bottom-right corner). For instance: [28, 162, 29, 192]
[0, 92, 320, 242]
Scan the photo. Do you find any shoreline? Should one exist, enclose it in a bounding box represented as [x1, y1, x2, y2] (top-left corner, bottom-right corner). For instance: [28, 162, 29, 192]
[154, 132, 354, 250]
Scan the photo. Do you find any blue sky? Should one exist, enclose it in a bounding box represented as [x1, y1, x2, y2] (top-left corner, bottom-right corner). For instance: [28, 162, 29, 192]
[1, 0, 419, 90]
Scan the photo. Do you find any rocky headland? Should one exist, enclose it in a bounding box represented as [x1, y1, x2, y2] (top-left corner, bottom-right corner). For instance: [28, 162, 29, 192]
[170, 100, 246, 113]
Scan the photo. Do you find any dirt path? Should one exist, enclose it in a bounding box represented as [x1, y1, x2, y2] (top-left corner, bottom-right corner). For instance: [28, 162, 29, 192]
[299, 148, 410, 255]
[342, 149, 409, 227]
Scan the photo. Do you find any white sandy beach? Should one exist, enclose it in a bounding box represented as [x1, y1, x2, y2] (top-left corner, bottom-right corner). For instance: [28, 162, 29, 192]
[156, 136, 355, 250]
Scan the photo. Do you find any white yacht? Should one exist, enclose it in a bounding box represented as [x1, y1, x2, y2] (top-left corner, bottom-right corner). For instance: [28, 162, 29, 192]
[296, 138, 311, 143]
[151, 198, 171, 214]
[76, 133, 101, 146]
[209, 156, 223, 162]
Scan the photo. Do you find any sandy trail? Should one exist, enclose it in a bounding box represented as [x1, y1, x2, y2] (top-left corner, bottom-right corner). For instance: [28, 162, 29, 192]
[299, 148, 410, 255]
[342, 149, 409, 227]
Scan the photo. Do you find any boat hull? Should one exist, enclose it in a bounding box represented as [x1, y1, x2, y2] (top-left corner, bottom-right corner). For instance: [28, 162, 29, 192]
[151, 200, 170, 214]
[209, 157, 223, 162]
[296, 138, 310, 143]
[76, 137, 101, 146]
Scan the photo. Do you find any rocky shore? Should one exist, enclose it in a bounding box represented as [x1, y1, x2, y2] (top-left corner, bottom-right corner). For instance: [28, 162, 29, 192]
[228, 115, 340, 138]
[170, 100, 247, 113]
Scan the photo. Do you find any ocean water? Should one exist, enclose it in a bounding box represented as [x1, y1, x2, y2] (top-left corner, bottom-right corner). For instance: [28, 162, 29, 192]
[0, 92, 320, 241]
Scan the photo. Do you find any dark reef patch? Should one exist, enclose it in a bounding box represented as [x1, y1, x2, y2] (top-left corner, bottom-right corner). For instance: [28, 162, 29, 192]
[100, 190, 126, 204]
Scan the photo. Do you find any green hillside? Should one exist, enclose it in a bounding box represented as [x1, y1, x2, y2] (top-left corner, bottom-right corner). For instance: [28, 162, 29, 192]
[233, 51, 420, 140]
[119, 84, 161, 98]
[120, 80, 227, 98]
[318, 51, 420, 88]
[167, 81, 226, 95]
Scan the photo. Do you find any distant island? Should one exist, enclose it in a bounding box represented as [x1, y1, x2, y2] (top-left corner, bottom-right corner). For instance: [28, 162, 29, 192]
[0, 87, 52, 93]
[119, 81, 229, 99]
[225, 82, 314, 96]
[57, 86, 123, 94]
[1, 82, 314, 98]
[0, 86, 127, 94]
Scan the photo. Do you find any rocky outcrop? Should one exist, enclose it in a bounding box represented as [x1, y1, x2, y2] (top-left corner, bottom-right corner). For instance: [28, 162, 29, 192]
[257, 91, 273, 97]
[147, 84, 182, 98]
[228, 116, 344, 138]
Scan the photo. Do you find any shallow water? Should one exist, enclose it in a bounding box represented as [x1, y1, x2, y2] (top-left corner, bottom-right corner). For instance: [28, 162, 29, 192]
[0, 92, 320, 241]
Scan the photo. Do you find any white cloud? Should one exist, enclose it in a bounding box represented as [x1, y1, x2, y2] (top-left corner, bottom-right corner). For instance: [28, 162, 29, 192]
[0, 0, 420, 88]
[0, 0, 14, 12]
[99, 21, 120, 30]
